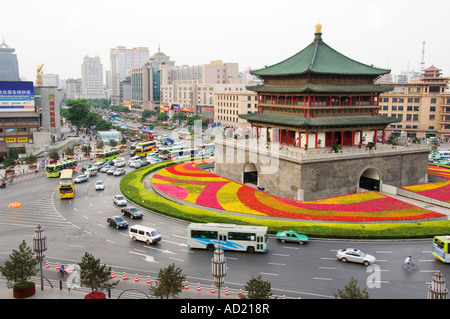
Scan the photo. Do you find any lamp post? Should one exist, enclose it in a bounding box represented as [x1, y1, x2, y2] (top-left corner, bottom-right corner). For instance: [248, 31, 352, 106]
[33, 224, 47, 291]
[211, 245, 227, 299]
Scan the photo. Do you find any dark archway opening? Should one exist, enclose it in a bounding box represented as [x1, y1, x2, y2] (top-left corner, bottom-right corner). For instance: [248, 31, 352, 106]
[359, 168, 380, 191]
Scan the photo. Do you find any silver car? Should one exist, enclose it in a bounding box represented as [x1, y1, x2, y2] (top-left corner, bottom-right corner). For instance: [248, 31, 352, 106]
[336, 248, 376, 266]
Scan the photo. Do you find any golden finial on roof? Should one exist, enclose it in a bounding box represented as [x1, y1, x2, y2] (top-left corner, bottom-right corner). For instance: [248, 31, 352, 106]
[315, 24, 322, 33]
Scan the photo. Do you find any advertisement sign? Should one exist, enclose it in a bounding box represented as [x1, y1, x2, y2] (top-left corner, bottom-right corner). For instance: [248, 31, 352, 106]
[0, 81, 35, 111]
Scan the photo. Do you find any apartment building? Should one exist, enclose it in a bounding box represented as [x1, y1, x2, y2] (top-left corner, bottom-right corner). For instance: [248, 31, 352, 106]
[379, 66, 449, 140]
[214, 84, 258, 128]
[160, 61, 240, 120]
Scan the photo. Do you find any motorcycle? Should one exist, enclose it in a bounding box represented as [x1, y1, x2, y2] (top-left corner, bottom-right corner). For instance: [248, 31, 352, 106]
[0, 181, 6, 188]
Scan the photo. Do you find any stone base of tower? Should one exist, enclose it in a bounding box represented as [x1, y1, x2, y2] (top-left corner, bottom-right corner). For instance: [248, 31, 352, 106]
[213, 139, 429, 201]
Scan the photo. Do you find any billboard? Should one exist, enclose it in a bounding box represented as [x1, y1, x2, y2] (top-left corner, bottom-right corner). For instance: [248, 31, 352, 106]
[0, 81, 35, 111]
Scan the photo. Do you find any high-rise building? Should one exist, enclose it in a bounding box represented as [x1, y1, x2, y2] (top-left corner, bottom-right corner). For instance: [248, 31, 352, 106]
[81, 55, 104, 99]
[110, 46, 149, 105]
[130, 50, 175, 114]
[0, 39, 20, 81]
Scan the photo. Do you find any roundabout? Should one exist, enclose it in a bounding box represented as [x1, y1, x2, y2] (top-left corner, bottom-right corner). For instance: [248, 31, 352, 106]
[120, 159, 450, 239]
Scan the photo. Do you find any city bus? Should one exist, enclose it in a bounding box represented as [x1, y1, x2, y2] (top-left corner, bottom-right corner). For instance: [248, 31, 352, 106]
[134, 141, 156, 157]
[198, 143, 215, 156]
[46, 159, 79, 178]
[95, 149, 120, 162]
[432, 235, 450, 263]
[187, 223, 268, 253]
[157, 144, 188, 160]
[59, 169, 75, 199]
[170, 148, 199, 160]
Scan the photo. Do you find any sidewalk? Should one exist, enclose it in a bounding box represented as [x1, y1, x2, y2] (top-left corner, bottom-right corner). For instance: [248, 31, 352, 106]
[0, 263, 245, 299]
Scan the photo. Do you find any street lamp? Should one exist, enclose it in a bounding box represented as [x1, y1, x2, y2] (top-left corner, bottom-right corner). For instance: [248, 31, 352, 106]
[211, 245, 227, 299]
[33, 224, 47, 291]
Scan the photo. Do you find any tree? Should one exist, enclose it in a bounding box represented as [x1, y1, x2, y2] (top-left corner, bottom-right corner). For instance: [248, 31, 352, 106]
[48, 149, 59, 161]
[150, 263, 186, 299]
[66, 99, 90, 128]
[142, 109, 156, 120]
[25, 153, 37, 165]
[334, 277, 369, 299]
[78, 252, 118, 293]
[172, 112, 187, 122]
[2, 157, 16, 169]
[94, 118, 112, 131]
[242, 275, 272, 299]
[0, 241, 39, 290]
[156, 112, 169, 122]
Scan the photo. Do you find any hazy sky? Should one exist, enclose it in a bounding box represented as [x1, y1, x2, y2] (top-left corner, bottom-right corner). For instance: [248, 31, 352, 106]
[1, 0, 449, 82]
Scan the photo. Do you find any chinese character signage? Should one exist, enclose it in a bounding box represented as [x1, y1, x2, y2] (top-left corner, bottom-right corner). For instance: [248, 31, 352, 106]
[0, 81, 35, 111]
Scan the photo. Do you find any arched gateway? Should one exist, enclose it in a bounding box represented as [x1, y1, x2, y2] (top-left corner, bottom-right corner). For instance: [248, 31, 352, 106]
[359, 168, 380, 191]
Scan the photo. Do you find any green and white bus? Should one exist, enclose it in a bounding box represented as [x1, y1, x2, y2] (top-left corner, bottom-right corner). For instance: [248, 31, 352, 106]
[187, 223, 268, 253]
[95, 149, 120, 162]
[46, 159, 79, 178]
[432, 235, 450, 263]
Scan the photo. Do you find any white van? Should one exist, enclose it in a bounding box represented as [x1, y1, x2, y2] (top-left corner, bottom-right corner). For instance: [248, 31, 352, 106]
[85, 167, 98, 177]
[92, 162, 105, 170]
[129, 225, 161, 245]
[113, 157, 126, 167]
[128, 155, 141, 166]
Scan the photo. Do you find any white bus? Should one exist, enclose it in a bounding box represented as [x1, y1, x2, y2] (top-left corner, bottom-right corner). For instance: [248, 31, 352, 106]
[187, 223, 268, 253]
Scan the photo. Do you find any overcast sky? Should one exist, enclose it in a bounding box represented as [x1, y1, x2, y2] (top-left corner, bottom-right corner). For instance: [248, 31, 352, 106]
[1, 0, 449, 82]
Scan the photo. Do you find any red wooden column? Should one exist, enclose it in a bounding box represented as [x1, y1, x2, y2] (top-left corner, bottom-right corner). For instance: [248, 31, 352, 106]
[298, 132, 301, 148]
[382, 129, 385, 144]
[315, 132, 318, 148]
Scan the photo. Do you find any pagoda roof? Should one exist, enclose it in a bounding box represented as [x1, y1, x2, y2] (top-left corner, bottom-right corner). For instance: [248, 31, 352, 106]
[239, 113, 401, 128]
[251, 25, 390, 77]
[246, 83, 394, 94]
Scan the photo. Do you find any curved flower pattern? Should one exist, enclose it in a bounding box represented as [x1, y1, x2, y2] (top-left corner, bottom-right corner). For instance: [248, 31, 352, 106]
[151, 160, 445, 222]
[402, 165, 450, 203]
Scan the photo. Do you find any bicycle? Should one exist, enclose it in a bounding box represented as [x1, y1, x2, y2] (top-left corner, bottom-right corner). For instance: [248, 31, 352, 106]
[401, 262, 417, 271]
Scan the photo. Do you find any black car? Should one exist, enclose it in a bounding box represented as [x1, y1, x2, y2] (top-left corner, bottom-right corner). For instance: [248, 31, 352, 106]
[121, 207, 143, 219]
[106, 216, 129, 229]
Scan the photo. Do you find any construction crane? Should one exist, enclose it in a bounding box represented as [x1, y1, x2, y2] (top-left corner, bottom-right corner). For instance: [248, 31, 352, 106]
[36, 64, 44, 86]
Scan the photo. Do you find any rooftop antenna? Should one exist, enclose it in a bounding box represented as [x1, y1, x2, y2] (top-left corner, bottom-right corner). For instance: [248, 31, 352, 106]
[420, 41, 426, 76]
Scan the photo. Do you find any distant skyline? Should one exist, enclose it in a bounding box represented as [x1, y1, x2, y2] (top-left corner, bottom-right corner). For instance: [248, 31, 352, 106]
[1, 0, 449, 82]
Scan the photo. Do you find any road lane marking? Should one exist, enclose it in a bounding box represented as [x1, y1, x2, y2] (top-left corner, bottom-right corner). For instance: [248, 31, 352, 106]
[268, 262, 286, 266]
[318, 267, 337, 270]
[272, 253, 290, 257]
[260, 272, 279, 276]
[314, 277, 333, 281]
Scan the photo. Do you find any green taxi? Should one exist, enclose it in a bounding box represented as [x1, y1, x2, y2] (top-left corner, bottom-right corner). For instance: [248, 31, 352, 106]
[276, 230, 308, 244]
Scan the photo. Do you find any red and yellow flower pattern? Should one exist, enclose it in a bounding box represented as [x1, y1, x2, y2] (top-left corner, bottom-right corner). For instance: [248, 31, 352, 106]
[152, 160, 445, 222]
[402, 165, 450, 203]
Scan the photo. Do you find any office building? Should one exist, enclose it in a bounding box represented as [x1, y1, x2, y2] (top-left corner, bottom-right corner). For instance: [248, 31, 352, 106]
[130, 50, 175, 114]
[110, 46, 149, 105]
[0, 39, 20, 81]
[81, 55, 104, 99]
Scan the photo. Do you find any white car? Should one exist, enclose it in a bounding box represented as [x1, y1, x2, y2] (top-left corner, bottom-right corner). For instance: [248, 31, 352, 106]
[113, 168, 126, 176]
[113, 195, 127, 206]
[336, 248, 376, 266]
[95, 181, 105, 190]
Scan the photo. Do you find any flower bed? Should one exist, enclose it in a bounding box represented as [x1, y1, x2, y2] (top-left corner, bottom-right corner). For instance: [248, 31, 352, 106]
[152, 160, 445, 222]
[401, 165, 450, 203]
